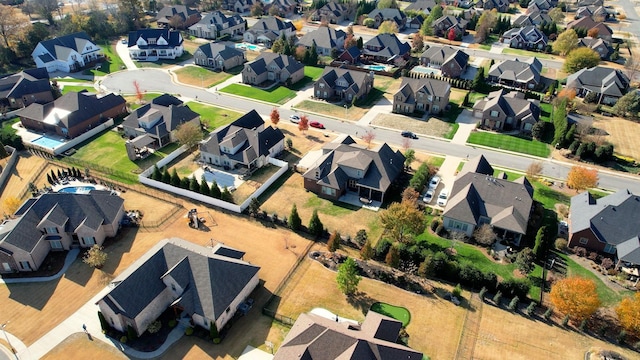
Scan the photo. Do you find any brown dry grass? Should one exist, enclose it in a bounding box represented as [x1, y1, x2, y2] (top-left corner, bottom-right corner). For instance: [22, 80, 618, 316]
[275, 254, 466, 358]
[591, 116, 640, 160]
[42, 333, 127, 360]
[372, 113, 453, 138]
[0, 153, 47, 212]
[473, 304, 638, 360]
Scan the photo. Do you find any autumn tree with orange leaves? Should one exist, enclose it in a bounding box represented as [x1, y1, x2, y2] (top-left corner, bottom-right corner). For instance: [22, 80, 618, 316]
[550, 277, 601, 322]
[270, 108, 280, 126]
[298, 114, 309, 135]
[617, 293, 640, 337]
[566, 166, 598, 192]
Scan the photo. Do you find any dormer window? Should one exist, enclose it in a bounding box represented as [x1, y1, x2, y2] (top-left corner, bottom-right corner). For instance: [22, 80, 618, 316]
[148, 38, 157, 45]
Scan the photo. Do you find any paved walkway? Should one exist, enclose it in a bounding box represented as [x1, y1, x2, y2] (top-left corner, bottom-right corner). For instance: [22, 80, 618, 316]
[115, 41, 136, 70]
[451, 109, 477, 145]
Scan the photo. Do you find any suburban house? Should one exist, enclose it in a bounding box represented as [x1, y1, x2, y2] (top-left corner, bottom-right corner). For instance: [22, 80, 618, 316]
[199, 109, 284, 171]
[578, 0, 604, 6]
[472, 89, 541, 133]
[339, 46, 362, 64]
[362, 33, 411, 63]
[393, 77, 451, 115]
[188, 11, 246, 40]
[575, 5, 610, 20]
[31, 31, 102, 73]
[266, 0, 299, 16]
[406, 0, 437, 14]
[487, 57, 543, 90]
[568, 190, 640, 265]
[127, 28, 184, 61]
[513, 10, 552, 27]
[367, 8, 407, 30]
[97, 238, 260, 337]
[314, 67, 374, 102]
[17, 90, 126, 139]
[122, 94, 200, 157]
[0, 191, 125, 273]
[194, 42, 245, 70]
[577, 37, 613, 59]
[241, 52, 304, 86]
[501, 26, 548, 50]
[298, 27, 346, 56]
[527, 0, 556, 12]
[566, 66, 630, 105]
[566, 16, 613, 42]
[408, 15, 425, 29]
[155, 5, 201, 29]
[419, 45, 469, 78]
[310, 1, 350, 23]
[476, 0, 509, 12]
[442, 155, 534, 245]
[243, 16, 295, 46]
[231, 0, 257, 13]
[302, 136, 405, 203]
[432, 15, 468, 40]
[274, 311, 423, 359]
[0, 68, 53, 110]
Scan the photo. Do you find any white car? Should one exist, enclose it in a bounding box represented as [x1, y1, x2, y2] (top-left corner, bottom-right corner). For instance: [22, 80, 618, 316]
[428, 175, 441, 190]
[423, 189, 435, 204]
[437, 189, 449, 207]
[289, 114, 301, 123]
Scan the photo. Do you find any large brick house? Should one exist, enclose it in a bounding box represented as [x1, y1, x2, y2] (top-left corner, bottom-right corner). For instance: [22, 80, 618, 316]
[155, 5, 201, 29]
[472, 89, 541, 133]
[0, 68, 53, 110]
[241, 53, 304, 86]
[393, 77, 451, 115]
[314, 67, 374, 102]
[419, 45, 469, 78]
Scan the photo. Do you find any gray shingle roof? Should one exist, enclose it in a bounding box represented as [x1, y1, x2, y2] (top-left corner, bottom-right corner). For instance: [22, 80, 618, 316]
[123, 93, 199, 141]
[488, 57, 542, 84]
[36, 32, 94, 61]
[196, 42, 244, 61]
[0, 68, 51, 101]
[396, 77, 451, 103]
[250, 16, 295, 33]
[363, 33, 410, 59]
[473, 89, 541, 122]
[189, 11, 244, 32]
[245, 52, 303, 77]
[156, 5, 200, 23]
[406, 0, 437, 12]
[566, 66, 630, 97]
[298, 27, 346, 50]
[99, 238, 260, 320]
[420, 45, 469, 68]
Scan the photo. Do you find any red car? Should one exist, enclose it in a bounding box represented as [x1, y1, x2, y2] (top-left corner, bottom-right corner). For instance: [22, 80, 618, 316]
[309, 121, 325, 129]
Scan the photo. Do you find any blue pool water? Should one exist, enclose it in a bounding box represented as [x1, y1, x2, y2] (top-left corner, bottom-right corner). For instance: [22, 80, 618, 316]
[58, 186, 96, 194]
[31, 136, 66, 149]
[411, 66, 442, 76]
[363, 65, 387, 71]
[235, 43, 260, 51]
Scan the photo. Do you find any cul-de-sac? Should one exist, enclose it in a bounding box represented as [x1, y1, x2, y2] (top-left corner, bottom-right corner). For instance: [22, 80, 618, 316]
[1, 0, 640, 358]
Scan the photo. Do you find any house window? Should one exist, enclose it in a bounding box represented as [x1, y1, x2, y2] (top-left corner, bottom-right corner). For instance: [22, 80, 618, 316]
[45, 227, 58, 234]
[19, 261, 31, 270]
[226, 307, 231, 313]
[319, 83, 325, 88]
[490, 110, 499, 117]
[321, 186, 336, 196]
[82, 237, 96, 245]
[579, 237, 588, 245]
[604, 244, 616, 254]
[171, 283, 176, 291]
[50, 240, 63, 250]
[148, 38, 157, 45]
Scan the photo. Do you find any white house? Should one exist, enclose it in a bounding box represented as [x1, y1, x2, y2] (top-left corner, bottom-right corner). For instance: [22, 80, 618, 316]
[31, 32, 102, 73]
[127, 28, 184, 61]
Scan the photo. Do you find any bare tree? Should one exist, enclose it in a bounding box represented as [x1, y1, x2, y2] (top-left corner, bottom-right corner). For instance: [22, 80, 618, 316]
[401, 137, 412, 151]
[624, 55, 640, 83]
[473, 224, 496, 246]
[175, 122, 204, 151]
[526, 161, 543, 181]
[0, 5, 28, 48]
[361, 130, 375, 149]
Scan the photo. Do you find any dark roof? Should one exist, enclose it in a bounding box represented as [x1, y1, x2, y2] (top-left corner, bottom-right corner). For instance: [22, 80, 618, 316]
[17, 91, 126, 132]
[275, 312, 423, 360]
[341, 46, 361, 60]
[396, 77, 451, 103]
[36, 32, 94, 61]
[368, 8, 407, 25]
[316, 67, 372, 94]
[0, 68, 51, 101]
[99, 238, 260, 320]
[0, 191, 124, 252]
[156, 5, 200, 23]
[122, 93, 199, 140]
[473, 89, 541, 123]
[363, 33, 411, 59]
[488, 57, 542, 84]
[567, 66, 630, 97]
[128, 28, 183, 49]
[196, 42, 244, 61]
[250, 16, 295, 33]
[406, 0, 437, 12]
[420, 45, 469, 68]
[189, 11, 245, 31]
[245, 52, 303, 76]
[502, 26, 547, 45]
[298, 27, 346, 50]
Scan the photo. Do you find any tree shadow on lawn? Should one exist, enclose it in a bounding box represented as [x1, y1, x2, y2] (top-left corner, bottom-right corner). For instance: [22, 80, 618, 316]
[96, 227, 139, 276]
[347, 291, 377, 316]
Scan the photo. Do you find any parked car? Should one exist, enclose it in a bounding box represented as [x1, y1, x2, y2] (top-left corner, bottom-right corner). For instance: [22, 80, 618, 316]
[423, 189, 435, 204]
[428, 175, 441, 190]
[437, 188, 449, 207]
[310, 121, 325, 129]
[401, 131, 418, 139]
[289, 114, 300, 123]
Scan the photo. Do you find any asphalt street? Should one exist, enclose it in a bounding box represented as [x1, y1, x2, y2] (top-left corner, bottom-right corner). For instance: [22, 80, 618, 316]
[101, 69, 640, 194]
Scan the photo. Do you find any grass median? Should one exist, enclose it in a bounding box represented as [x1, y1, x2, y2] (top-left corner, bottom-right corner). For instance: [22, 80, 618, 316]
[467, 132, 550, 158]
[220, 83, 296, 104]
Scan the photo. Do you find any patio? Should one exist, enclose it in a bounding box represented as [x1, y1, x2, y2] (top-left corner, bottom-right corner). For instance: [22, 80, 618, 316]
[338, 192, 381, 211]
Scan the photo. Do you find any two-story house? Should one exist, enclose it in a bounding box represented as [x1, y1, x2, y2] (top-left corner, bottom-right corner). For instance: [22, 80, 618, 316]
[194, 42, 245, 70]
[527, 0, 557, 12]
[0, 68, 53, 110]
[566, 16, 613, 42]
[127, 28, 184, 61]
[297, 27, 346, 56]
[420, 45, 469, 78]
[314, 67, 374, 102]
[566, 66, 629, 105]
[367, 8, 407, 30]
[432, 15, 468, 40]
[241, 53, 304, 86]
[188, 11, 246, 40]
[473, 89, 541, 133]
[199, 110, 284, 171]
[575, 5, 610, 20]
[487, 57, 543, 90]
[155, 5, 201, 29]
[393, 77, 451, 115]
[501, 26, 548, 50]
[310, 1, 350, 23]
[266, 0, 300, 16]
[476, 0, 509, 12]
[362, 33, 411, 63]
[244, 17, 295, 46]
[513, 10, 552, 27]
[576, 37, 613, 59]
[0, 191, 124, 273]
[32, 32, 102, 73]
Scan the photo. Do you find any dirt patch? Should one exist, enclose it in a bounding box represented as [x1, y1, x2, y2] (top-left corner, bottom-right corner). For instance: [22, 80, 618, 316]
[372, 113, 453, 138]
[42, 333, 127, 360]
[591, 116, 640, 160]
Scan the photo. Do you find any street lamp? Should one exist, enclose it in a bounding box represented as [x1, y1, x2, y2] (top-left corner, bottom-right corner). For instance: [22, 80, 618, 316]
[1, 322, 17, 359]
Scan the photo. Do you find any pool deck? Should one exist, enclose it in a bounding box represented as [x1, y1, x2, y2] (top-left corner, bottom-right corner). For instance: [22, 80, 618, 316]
[52, 181, 109, 194]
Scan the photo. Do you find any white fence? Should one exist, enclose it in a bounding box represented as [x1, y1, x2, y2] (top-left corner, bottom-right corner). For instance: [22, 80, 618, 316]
[0, 146, 18, 193]
[139, 148, 289, 213]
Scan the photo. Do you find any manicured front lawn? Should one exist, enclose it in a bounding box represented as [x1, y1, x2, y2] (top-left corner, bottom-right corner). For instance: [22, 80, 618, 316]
[532, 181, 570, 209]
[60, 85, 96, 94]
[370, 302, 411, 326]
[85, 42, 125, 76]
[220, 83, 296, 104]
[502, 48, 556, 60]
[174, 66, 234, 88]
[444, 123, 459, 139]
[183, 102, 243, 130]
[467, 132, 550, 158]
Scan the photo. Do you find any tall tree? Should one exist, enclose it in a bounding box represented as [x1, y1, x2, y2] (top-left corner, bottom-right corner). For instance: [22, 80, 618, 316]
[289, 204, 302, 231]
[473, 223, 496, 246]
[377, 0, 398, 8]
[616, 293, 640, 337]
[378, 20, 398, 34]
[270, 108, 280, 126]
[515, 248, 536, 275]
[532, 226, 546, 260]
[175, 122, 204, 151]
[379, 201, 426, 243]
[566, 166, 598, 192]
[0, 5, 28, 48]
[563, 47, 600, 73]
[308, 209, 324, 238]
[447, 28, 456, 42]
[548, 7, 564, 23]
[552, 29, 578, 56]
[298, 114, 309, 134]
[336, 257, 361, 295]
[385, 245, 400, 268]
[327, 230, 341, 251]
[412, 33, 424, 52]
[550, 277, 601, 322]
[83, 245, 108, 268]
[403, 149, 415, 169]
[612, 91, 640, 118]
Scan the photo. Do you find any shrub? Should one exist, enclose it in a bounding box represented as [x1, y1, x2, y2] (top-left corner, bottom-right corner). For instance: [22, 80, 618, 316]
[601, 257, 614, 270]
[492, 291, 502, 305]
[498, 278, 531, 298]
[555, 238, 568, 251]
[354, 229, 368, 247]
[168, 319, 177, 328]
[574, 247, 587, 257]
[562, 314, 570, 327]
[375, 238, 393, 260]
[479, 286, 487, 300]
[430, 218, 441, 232]
[127, 325, 137, 341]
[579, 319, 587, 332]
[435, 224, 445, 237]
[213, 337, 221, 344]
[452, 283, 462, 298]
[120, 336, 128, 343]
[543, 307, 553, 320]
[617, 330, 627, 344]
[508, 296, 519, 312]
[185, 327, 194, 336]
[526, 301, 536, 316]
[147, 320, 161, 334]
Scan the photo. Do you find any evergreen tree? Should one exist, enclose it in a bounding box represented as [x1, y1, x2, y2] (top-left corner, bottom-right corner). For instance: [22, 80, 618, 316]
[210, 180, 221, 198]
[289, 204, 302, 231]
[210, 322, 219, 339]
[221, 187, 234, 202]
[533, 226, 546, 260]
[199, 176, 210, 194]
[308, 43, 318, 65]
[170, 168, 181, 187]
[151, 165, 162, 180]
[308, 209, 324, 238]
[180, 177, 190, 189]
[161, 167, 171, 184]
[356, 37, 363, 49]
[472, 67, 485, 92]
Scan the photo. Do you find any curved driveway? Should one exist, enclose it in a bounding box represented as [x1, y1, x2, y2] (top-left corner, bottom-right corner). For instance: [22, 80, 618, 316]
[101, 69, 640, 194]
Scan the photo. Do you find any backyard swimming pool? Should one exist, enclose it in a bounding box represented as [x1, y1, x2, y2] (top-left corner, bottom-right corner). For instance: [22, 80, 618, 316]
[31, 136, 66, 149]
[411, 66, 442, 76]
[235, 43, 262, 51]
[362, 64, 388, 71]
[58, 186, 96, 194]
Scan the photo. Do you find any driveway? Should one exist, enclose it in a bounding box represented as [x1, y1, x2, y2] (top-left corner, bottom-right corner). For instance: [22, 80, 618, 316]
[115, 40, 136, 70]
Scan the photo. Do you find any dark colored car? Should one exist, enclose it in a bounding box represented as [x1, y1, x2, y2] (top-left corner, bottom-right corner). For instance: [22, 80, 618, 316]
[401, 131, 418, 139]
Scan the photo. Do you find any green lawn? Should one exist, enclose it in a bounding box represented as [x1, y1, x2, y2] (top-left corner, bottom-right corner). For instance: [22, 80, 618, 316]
[502, 48, 556, 60]
[467, 132, 550, 158]
[220, 83, 296, 104]
[369, 302, 411, 326]
[467, 91, 488, 106]
[70, 130, 179, 176]
[438, 103, 463, 123]
[304, 66, 324, 81]
[135, 52, 193, 69]
[84, 43, 125, 76]
[540, 103, 553, 122]
[183, 102, 243, 130]
[444, 123, 459, 139]
[60, 85, 96, 94]
[173, 66, 233, 88]
[429, 156, 445, 168]
[532, 181, 570, 209]
[303, 196, 360, 216]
